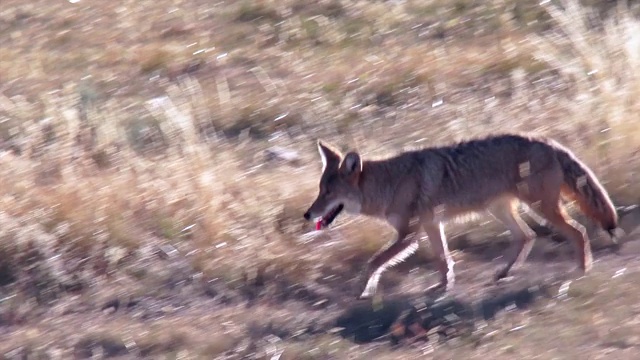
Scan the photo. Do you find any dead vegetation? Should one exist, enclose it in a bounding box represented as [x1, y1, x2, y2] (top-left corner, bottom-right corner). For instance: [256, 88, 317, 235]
[0, 0, 640, 358]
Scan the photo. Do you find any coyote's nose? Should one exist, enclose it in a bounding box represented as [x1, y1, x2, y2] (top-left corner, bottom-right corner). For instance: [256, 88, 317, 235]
[303, 211, 311, 221]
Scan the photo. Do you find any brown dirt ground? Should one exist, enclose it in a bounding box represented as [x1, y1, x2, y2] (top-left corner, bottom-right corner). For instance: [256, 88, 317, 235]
[1, 208, 638, 359]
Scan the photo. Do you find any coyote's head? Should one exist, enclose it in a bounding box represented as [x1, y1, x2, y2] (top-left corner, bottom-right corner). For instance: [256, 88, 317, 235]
[303, 141, 363, 229]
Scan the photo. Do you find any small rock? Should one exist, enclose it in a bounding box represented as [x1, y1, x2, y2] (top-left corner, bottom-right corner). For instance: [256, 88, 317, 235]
[161, 305, 175, 314]
[158, 244, 179, 259]
[102, 298, 120, 314]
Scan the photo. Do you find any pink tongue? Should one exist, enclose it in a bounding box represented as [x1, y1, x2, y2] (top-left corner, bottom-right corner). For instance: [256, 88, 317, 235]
[315, 220, 323, 230]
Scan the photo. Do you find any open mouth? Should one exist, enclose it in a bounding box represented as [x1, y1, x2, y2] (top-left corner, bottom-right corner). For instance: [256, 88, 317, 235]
[316, 204, 344, 229]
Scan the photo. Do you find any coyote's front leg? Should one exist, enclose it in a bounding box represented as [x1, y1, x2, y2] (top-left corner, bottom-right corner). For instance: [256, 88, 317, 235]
[422, 221, 455, 292]
[357, 218, 421, 299]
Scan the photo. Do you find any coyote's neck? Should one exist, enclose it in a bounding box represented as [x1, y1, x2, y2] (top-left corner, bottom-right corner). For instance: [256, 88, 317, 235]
[357, 159, 397, 219]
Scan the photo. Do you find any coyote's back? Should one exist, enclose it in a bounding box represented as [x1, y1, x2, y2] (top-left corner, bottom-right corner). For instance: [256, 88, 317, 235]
[303, 133, 619, 299]
[403, 134, 617, 230]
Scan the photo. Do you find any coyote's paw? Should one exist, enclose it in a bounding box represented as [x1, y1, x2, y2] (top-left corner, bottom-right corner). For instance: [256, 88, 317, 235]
[493, 267, 512, 282]
[582, 256, 593, 273]
[355, 271, 380, 300]
[355, 283, 375, 300]
[355, 281, 375, 300]
[357, 290, 374, 300]
[425, 281, 451, 296]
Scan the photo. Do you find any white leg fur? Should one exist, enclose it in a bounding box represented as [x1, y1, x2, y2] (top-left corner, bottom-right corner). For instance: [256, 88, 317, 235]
[359, 242, 419, 298]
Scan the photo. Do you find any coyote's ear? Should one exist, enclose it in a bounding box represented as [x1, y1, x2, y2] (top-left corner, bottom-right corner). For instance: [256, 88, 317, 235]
[340, 151, 362, 180]
[317, 140, 341, 172]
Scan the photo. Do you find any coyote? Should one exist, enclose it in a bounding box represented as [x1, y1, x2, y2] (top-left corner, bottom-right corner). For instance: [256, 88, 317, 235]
[303, 134, 619, 299]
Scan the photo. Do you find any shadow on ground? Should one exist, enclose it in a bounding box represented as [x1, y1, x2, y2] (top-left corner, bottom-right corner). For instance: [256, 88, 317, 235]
[335, 283, 550, 345]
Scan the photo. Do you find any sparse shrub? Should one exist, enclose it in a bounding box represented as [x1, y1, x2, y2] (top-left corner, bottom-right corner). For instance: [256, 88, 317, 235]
[235, 1, 281, 23]
[138, 48, 172, 74]
[123, 115, 166, 155]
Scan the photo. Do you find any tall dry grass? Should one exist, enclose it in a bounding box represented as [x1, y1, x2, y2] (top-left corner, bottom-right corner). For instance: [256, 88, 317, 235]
[0, 0, 638, 323]
[529, 0, 640, 197]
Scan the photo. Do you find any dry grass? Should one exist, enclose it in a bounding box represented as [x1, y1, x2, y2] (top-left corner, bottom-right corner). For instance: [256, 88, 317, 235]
[1, 0, 640, 358]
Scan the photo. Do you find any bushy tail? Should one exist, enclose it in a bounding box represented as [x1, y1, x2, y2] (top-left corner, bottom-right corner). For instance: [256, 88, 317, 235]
[555, 147, 618, 235]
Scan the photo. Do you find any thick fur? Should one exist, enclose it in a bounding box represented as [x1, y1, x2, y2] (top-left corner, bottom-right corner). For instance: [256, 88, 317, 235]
[303, 133, 619, 299]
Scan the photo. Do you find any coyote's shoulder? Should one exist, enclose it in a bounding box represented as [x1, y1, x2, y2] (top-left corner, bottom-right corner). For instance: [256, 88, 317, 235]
[303, 132, 619, 299]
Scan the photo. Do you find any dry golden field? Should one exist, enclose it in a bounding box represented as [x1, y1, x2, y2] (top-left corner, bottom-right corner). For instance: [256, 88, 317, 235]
[1, 0, 640, 358]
